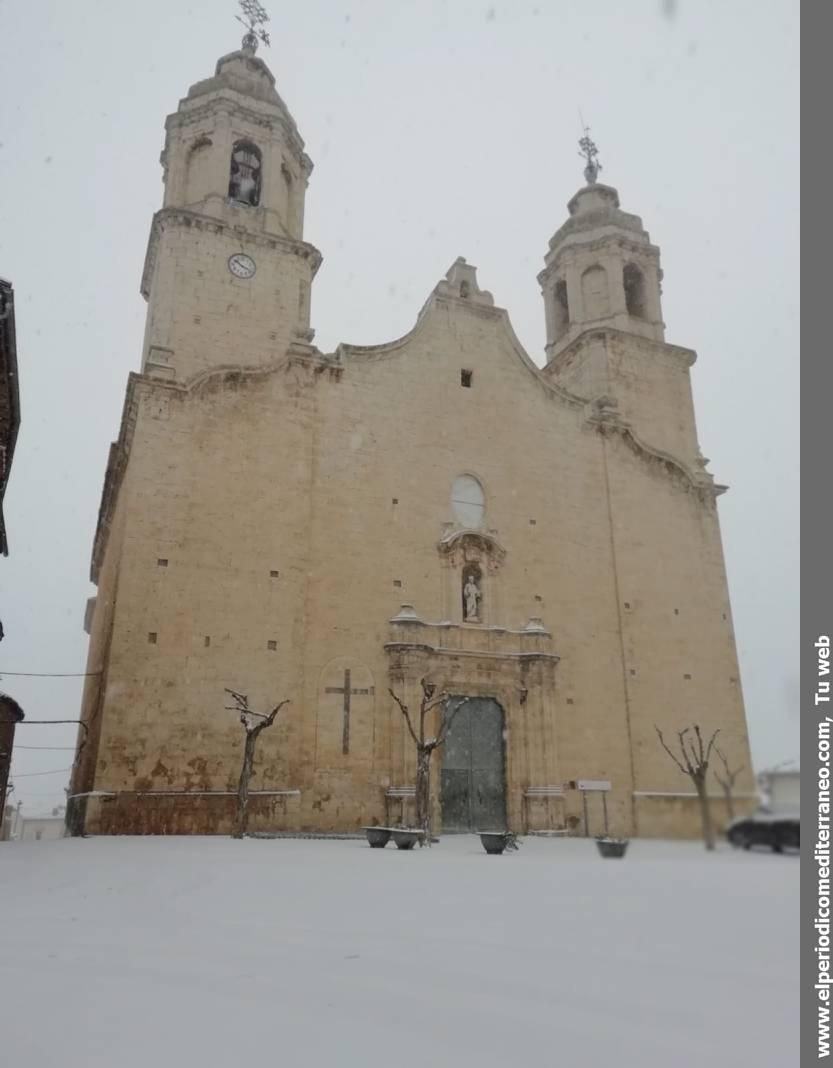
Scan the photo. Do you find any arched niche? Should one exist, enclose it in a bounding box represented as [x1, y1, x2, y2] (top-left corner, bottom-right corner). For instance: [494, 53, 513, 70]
[461, 561, 483, 623]
[184, 135, 213, 204]
[438, 530, 506, 626]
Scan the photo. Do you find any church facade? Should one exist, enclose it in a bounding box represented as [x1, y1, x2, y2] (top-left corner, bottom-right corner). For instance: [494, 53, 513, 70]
[69, 39, 755, 838]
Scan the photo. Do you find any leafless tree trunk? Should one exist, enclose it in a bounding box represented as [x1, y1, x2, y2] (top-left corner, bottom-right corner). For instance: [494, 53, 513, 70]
[225, 689, 289, 839]
[389, 679, 469, 846]
[713, 745, 744, 824]
[655, 723, 720, 851]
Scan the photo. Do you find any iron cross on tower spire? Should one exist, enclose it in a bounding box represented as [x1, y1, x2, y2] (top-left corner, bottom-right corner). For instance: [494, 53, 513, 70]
[236, 0, 271, 53]
[578, 125, 602, 185]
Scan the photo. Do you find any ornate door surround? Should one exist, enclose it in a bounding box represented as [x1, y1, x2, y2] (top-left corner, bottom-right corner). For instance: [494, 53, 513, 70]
[384, 608, 560, 833]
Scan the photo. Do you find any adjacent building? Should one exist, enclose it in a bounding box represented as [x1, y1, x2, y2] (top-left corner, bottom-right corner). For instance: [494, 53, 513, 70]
[0, 693, 24, 831]
[0, 277, 20, 558]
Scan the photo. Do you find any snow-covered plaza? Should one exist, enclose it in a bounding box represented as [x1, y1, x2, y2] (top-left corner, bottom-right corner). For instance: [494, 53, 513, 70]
[0, 835, 797, 1067]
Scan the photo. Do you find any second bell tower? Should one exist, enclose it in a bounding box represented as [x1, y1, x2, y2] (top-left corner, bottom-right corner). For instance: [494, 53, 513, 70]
[539, 136, 705, 469]
[139, 34, 321, 382]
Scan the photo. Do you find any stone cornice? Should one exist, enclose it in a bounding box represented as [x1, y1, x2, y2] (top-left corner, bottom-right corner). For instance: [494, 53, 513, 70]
[383, 642, 561, 665]
[91, 377, 142, 583]
[335, 291, 588, 413]
[168, 91, 310, 169]
[539, 234, 661, 284]
[437, 528, 508, 572]
[586, 400, 726, 503]
[185, 343, 336, 394]
[384, 618, 560, 665]
[546, 208, 645, 251]
[140, 207, 322, 298]
[90, 341, 335, 583]
[544, 327, 696, 374]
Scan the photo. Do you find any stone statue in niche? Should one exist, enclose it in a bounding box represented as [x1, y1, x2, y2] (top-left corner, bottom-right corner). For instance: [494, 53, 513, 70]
[463, 573, 482, 622]
[228, 143, 262, 206]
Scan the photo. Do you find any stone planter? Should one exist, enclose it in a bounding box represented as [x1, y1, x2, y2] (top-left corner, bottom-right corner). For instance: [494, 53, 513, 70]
[392, 829, 422, 850]
[479, 831, 518, 855]
[595, 837, 629, 859]
[363, 827, 392, 849]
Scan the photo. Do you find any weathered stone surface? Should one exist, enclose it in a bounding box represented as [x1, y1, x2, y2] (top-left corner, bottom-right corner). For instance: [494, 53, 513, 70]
[69, 47, 754, 841]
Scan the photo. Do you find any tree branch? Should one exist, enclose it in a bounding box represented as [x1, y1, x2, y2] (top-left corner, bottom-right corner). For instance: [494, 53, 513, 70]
[389, 688, 420, 748]
[694, 723, 706, 766]
[261, 699, 290, 731]
[715, 744, 744, 787]
[703, 727, 720, 768]
[655, 726, 688, 776]
[679, 728, 697, 778]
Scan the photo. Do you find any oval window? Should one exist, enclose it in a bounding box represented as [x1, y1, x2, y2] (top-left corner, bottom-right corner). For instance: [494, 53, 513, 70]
[451, 475, 485, 529]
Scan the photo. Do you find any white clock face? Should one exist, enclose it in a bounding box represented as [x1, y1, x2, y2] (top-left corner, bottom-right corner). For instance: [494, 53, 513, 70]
[228, 253, 256, 279]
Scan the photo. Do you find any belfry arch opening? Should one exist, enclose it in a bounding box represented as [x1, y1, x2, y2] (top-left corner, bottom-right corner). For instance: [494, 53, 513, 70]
[581, 265, 610, 320]
[623, 263, 647, 319]
[228, 140, 262, 206]
[553, 279, 570, 339]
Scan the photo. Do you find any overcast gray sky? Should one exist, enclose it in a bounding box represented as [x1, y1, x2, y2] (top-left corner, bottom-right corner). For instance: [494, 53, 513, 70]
[0, 0, 799, 815]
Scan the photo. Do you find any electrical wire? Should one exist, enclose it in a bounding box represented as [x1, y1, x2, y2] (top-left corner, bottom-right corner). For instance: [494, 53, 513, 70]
[10, 767, 72, 778]
[14, 746, 76, 751]
[0, 671, 101, 677]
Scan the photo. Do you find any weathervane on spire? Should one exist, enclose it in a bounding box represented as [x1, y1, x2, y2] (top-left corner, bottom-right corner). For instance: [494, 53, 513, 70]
[236, 0, 271, 53]
[578, 125, 602, 185]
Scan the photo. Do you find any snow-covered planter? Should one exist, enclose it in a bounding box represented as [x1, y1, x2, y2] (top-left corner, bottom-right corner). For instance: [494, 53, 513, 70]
[479, 832, 520, 855]
[392, 829, 423, 850]
[595, 837, 629, 858]
[363, 827, 392, 849]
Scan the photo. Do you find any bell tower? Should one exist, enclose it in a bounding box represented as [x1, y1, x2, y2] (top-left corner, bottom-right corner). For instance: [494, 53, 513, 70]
[539, 134, 665, 358]
[139, 17, 321, 382]
[540, 134, 702, 468]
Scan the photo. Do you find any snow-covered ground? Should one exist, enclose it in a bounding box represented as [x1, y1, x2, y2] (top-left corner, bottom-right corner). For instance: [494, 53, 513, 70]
[0, 835, 796, 1068]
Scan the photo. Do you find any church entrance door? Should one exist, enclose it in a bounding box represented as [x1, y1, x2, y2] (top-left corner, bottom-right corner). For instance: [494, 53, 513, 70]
[440, 697, 506, 832]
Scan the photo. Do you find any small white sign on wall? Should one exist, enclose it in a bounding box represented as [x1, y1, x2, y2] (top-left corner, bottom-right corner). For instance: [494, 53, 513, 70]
[576, 779, 611, 792]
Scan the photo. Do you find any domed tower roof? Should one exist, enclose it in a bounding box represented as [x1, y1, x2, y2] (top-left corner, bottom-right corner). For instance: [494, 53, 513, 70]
[538, 134, 665, 360]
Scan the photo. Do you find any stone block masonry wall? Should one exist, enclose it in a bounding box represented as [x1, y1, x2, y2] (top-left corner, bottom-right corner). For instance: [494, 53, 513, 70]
[76, 278, 751, 839]
[141, 211, 318, 385]
[75, 42, 755, 838]
[601, 432, 756, 836]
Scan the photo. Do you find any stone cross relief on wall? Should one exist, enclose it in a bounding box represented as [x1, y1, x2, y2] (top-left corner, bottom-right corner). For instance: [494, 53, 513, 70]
[324, 668, 374, 755]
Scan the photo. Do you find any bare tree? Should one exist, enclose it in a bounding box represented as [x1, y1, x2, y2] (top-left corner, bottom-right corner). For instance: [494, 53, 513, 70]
[655, 724, 720, 851]
[225, 688, 289, 839]
[388, 678, 469, 846]
[713, 745, 744, 823]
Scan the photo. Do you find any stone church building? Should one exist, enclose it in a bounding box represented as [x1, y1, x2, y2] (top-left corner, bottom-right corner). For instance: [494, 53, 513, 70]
[69, 36, 754, 838]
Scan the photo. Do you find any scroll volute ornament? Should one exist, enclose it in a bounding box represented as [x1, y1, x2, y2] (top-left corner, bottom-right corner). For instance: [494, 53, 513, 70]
[439, 529, 507, 575]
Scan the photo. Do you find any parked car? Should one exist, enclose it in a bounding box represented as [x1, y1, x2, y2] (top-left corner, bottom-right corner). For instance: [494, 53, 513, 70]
[726, 812, 800, 853]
